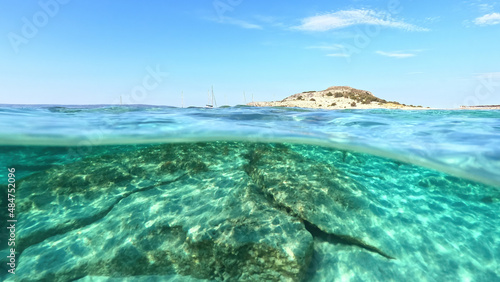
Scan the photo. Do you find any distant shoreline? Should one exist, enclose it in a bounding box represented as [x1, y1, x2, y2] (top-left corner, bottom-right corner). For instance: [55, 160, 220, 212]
[246, 104, 500, 110]
[247, 101, 432, 110]
[459, 105, 500, 110]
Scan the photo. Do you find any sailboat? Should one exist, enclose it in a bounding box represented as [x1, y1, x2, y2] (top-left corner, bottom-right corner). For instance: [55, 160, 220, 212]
[206, 86, 217, 108]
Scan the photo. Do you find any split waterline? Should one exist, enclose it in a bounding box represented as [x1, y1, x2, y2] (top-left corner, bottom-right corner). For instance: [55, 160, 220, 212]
[0, 105, 499, 281]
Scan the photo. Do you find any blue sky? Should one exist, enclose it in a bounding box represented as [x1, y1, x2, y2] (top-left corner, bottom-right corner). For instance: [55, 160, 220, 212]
[1, 0, 499, 108]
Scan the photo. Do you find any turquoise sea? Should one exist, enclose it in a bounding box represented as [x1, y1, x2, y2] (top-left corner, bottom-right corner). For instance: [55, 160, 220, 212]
[0, 105, 499, 281]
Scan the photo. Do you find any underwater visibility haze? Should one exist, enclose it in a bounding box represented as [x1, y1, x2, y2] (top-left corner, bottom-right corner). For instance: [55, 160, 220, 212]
[0, 105, 499, 281]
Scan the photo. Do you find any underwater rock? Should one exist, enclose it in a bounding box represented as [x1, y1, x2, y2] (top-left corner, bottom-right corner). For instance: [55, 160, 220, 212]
[10, 143, 313, 281]
[243, 143, 395, 259]
[14, 145, 189, 254]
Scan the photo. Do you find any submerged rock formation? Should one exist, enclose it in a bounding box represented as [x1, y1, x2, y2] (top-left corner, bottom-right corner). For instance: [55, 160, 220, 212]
[248, 86, 423, 109]
[3, 142, 397, 281]
[242, 144, 395, 260]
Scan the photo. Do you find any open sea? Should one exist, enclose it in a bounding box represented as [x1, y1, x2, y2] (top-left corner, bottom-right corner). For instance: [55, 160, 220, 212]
[0, 105, 499, 281]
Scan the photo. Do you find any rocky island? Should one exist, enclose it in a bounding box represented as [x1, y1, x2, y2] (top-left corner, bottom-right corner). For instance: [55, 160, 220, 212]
[248, 86, 424, 109]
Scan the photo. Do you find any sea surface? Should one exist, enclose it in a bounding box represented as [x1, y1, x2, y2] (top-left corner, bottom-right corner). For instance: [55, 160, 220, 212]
[0, 105, 499, 281]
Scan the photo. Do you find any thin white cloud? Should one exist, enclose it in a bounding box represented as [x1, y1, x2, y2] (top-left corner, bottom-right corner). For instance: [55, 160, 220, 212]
[222, 17, 263, 29]
[376, 51, 416, 58]
[466, 0, 496, 13]
[306, 44, 345, 50]
[327, 53, 350, 57]
[306, 44, 352, 57]
[253, 15, 285, 28]
[294, 9, 429, 32]
[424, 16, 441, 24]
[474, 12, 500, 26]
[477, 3, 495, 13]
[204, 15, 262, 29]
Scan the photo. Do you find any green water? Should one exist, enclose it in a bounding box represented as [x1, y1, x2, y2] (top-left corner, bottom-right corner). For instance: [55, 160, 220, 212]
[1, 141, 499, 281]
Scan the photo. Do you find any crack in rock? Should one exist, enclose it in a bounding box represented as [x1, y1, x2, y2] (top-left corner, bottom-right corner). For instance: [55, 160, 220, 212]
[303, 220, 395, 260]
[242, 143, 396, 260]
